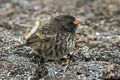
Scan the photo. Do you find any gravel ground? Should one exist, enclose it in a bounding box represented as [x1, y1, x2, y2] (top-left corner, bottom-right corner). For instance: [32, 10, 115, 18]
[0, 0, 120, 80]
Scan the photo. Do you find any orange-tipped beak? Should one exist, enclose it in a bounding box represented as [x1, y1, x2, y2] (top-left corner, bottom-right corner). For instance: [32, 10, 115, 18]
[73, 19, 82, 24]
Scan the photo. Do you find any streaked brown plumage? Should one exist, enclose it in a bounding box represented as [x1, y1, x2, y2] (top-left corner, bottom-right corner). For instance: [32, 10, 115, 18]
[26, 15, 82, 61]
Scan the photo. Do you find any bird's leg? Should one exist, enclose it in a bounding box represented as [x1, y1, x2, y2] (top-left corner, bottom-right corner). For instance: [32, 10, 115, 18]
[62, 47, 79, 72]
[63, 52, 75, 72]
[56, 51, 76, 72]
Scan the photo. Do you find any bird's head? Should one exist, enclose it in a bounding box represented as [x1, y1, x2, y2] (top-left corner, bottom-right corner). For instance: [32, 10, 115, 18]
[52, 15, 82, 33]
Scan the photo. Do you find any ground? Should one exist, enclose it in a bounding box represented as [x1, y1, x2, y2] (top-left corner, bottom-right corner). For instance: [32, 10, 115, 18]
[0, 0, 120, 80]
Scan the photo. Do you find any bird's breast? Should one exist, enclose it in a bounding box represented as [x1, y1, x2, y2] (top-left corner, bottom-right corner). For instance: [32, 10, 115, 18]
[37, 33, 75, 61]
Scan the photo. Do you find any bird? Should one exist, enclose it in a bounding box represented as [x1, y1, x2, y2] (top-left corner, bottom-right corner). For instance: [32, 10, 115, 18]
[25, 15, 82, 62]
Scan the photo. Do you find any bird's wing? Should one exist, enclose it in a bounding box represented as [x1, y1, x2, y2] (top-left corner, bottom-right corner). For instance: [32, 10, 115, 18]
[26, 22, 57, 44]
[26, 31, 56, 44]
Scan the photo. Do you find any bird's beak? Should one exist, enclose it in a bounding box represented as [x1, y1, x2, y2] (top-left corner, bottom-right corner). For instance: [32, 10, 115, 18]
[73, 19, 82, 24]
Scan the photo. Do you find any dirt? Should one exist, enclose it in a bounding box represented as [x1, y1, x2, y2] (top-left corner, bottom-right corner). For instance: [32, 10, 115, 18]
[0, 0, 120, 80]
